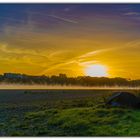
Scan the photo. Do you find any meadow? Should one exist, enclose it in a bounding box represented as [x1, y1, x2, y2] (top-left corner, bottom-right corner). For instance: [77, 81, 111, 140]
[0, 89, 140, 136]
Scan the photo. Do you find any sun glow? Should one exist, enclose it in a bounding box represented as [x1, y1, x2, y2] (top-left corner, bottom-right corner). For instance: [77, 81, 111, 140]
[85, 64, 108, 77]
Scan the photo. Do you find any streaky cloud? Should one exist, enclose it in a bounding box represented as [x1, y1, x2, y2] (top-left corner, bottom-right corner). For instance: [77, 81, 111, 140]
[48, 14, 78, 24]
[123, 12, 140, 16]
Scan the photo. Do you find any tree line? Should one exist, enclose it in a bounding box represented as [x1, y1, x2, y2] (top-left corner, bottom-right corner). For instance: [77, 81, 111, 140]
[0, 73, 140, 87]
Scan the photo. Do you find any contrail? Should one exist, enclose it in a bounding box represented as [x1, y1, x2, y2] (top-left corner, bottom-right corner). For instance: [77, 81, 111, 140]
[24, 10, 78, 24]
[48, 14, 78, 24]
[78, 42, 138, 59]
[78, 47, 114, 59]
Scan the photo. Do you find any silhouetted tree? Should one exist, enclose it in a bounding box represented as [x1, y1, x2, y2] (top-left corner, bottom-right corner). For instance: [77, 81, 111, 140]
[0, 73, 139, 87]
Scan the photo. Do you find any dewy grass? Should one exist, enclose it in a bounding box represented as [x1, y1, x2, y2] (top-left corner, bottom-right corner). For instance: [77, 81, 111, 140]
[1, 105, 139, 136]
[0, 89, 140, 136]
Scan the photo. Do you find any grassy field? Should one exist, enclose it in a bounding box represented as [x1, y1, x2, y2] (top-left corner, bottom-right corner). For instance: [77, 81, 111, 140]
[0, 89, 140, 136]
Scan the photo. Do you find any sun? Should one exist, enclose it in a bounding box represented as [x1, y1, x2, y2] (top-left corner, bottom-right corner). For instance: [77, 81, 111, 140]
[85, 64, 108, 77]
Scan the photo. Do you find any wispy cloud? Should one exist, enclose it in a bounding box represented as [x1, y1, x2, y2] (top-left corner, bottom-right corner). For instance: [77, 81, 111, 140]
[48, 14, 78, 24]
[25, 10, 78, 24]
[78, 48, 113, 59]
[123, 12, 140, 16]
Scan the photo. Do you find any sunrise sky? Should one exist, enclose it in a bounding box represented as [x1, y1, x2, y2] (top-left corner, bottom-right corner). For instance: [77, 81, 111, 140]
[0, 4, 140, 79]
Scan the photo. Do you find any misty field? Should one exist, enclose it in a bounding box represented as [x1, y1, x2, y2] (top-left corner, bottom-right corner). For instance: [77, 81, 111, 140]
[0, 89, 140, 136]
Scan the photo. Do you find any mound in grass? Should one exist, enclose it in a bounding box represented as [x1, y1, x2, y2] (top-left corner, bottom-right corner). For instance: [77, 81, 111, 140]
[106, 91, 140, 108]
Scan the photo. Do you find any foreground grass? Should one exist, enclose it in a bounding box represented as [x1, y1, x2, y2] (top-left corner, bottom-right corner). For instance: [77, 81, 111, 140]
[19, 108, 140, 136]
[1, 105, 140, 136]
[0, 90, 140, 136]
